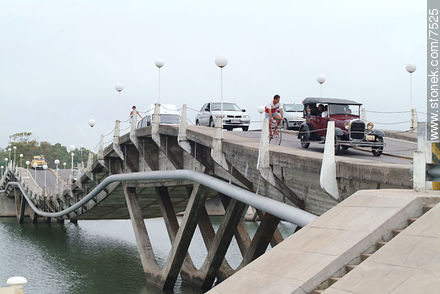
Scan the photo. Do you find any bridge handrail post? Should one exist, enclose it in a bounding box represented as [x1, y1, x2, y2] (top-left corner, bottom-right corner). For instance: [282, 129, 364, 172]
[178, 104, 191, 153]
[256, 117, 276, 185]
[113, 120, 121, 145]
[320, 121, 339, 199]
[152, 103, 161, 146]
[98, 135, 104, 161]
[210, 115, 228, 170]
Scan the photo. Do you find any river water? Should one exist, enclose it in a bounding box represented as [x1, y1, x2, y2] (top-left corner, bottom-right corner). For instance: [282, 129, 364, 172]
[0, 217, 295, 294]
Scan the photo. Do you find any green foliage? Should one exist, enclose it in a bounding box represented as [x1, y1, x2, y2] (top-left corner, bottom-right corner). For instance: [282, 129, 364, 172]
[0, 132, 95, 169]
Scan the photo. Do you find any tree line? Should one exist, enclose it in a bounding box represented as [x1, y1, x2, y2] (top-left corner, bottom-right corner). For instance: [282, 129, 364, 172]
[0, 132, 95, 169]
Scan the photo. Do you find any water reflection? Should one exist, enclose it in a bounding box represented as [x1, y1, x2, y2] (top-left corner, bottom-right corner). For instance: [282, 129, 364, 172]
[0, 217, 295, 294]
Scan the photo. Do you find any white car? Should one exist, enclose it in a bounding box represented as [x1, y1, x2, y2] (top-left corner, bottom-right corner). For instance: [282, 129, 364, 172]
[137, 104, 181, 128]
[195, 102, 250, 131]
[283, 103, 304, 130]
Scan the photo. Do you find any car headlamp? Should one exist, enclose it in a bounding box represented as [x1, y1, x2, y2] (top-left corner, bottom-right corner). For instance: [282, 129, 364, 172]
[344, 121, 351, 129]
[367, 122, 374, 130]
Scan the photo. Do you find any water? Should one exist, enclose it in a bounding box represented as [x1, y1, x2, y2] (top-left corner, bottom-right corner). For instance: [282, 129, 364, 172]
[0, 217, 295, 294]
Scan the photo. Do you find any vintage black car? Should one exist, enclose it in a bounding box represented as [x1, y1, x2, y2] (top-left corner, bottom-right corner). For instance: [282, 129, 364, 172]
[297, 97, 385, 156]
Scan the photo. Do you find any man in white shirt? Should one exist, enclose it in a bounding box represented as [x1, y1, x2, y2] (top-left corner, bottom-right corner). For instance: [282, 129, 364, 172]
[265, 95, 284, 134]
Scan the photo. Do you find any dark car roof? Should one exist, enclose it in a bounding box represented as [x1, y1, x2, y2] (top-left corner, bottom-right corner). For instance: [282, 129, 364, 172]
[302, 97, 362, 105]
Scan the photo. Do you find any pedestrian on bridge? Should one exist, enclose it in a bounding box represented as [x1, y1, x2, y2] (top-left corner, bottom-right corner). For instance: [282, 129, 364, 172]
[130, 106, 143, 121]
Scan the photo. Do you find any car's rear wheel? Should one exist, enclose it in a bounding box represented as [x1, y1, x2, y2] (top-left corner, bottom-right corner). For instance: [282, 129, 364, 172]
[299, 129, 310, 148]
[372, 137, 383, 157]
[209, 117, 214, 127]
[242, 126, 249, 131]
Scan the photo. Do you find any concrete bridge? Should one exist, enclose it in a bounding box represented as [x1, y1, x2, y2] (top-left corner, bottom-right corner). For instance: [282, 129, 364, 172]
[0, 105, 418, 291]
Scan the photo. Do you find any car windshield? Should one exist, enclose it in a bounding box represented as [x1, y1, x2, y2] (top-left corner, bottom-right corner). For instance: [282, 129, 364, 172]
[283, 104, 303, 112]
[211, 103, 241, 111]
[160, 114, 180, 124]
[329, 104, 360, 116]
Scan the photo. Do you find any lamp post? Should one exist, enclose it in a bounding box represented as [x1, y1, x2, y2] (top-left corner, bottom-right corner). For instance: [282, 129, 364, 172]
[13, 146, 16, 168]
[69, 144, 76, 178]
[7, 148, 11, 161]
[43, 164, 48, 196]
[215, 55, 228, 133]
[63, 162, 66, 169]
[317, 75, 326, 97]
[32, 162, 37, 180]
[0, 166, 3, 177]
[25, 161, 30, 170]
[4, 158, 8, 169]
[406, 63, 417, 131]
[19, 154, 23, 167]
[155, 58, 165, 104]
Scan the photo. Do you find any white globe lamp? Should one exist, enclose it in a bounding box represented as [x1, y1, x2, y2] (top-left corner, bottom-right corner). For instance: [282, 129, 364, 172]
[88, 119, 96, 127]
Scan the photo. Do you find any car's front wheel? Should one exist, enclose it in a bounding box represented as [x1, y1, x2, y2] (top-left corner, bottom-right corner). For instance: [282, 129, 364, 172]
[196, 119, 200, 126]
[284, 119, 290, 130]
[335, 136, 342, 155]
[299, 129, 310, 148]
[242, 126, 249, 131]
[372, 137, 384, 157]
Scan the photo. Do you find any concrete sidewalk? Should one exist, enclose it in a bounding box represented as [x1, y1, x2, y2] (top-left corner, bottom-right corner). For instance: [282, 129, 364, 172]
[207, 189, 440, 294]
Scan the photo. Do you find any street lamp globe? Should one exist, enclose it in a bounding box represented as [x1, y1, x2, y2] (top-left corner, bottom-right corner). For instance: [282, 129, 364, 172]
[8, 148, 11, 152]
[4, 158, 8, 162]
[43, 165, 48, 170]
[13, 146, 16, 150]
[317, 75, 326, 84]
[63, 162, 66, 168]
[115, 83, 124, 93]
[25, 161, 30, 166]
[88, 119, 96, 127]
[215, 56, 228, 68]
[257, 106, 265, 114]
[406, 64, 416, 73]
[19, 154, 23, 158]
[54, 159, 60, 165]
[155, 58, 165, 68]
[69, 145, 76, 152]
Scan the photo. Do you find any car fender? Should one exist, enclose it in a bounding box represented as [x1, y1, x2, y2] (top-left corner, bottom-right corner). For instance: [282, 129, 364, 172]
[335, 127, 344, 137]
[370, 129, 385, 138]
[298, 123, 311, 139]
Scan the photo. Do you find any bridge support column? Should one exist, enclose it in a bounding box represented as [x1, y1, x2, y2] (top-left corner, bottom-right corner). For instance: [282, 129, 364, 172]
[15, 193, 26, 224]
[29, 210, 38, 224]
[123, 185, 161, 284]
[155, 187, 202, 284]
[159, 183, 208, 289]
[199, 199, 247, 289]
[239, 212, 279, 268]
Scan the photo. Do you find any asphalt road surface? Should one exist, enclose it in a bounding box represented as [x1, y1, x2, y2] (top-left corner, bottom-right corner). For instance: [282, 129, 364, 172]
[29, 169, 59, 194]
[233, 130, 416, 165]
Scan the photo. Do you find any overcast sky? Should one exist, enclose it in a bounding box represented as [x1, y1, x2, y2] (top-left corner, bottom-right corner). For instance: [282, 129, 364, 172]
[0, 0, 426, 149]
